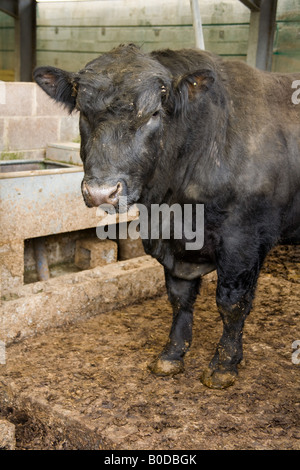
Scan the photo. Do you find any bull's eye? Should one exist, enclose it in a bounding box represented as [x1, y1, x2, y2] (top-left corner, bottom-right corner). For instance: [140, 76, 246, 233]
[142, 110, 161, 130]
[146, 110, 160, 125]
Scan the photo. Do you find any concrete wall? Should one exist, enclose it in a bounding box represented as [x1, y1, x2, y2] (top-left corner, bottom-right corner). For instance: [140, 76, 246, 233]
[0, 82, 79, 159]
[0, 0, 299, 80]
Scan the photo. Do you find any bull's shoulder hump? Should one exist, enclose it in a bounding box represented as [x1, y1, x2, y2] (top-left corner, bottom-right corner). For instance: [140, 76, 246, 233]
[150, 48, 222, 75]
[224, 60, 300, 86]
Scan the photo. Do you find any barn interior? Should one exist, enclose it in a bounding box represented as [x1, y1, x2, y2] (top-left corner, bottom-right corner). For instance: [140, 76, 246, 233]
[0, 0, 299, 450]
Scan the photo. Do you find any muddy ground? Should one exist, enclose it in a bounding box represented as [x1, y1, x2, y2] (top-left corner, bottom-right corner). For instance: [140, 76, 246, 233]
[0, 244, 299, 450]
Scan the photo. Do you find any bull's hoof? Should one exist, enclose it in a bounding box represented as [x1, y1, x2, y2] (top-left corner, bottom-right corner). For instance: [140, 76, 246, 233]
[200, 367, 237, 389]
[148, 357, 184, 376]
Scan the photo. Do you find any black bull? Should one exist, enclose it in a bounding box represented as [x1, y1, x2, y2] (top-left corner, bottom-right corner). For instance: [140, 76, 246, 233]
[34, 44, 300, 389]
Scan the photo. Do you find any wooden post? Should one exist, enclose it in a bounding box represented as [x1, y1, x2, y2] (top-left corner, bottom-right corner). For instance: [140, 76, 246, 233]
[18, 0, 36, 81]
[255, 0, 277, 71]
[14, 8, 20, 81]
[245, 0, 278, 71]
[0, 0, 36, 81]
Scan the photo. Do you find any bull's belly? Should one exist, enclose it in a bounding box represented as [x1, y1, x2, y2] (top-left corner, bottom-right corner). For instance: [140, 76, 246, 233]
[280, 226, 300, 244]
[142, 237, 216, 280]
[279, 191, 300, 244]
[169, 259, 216, 280]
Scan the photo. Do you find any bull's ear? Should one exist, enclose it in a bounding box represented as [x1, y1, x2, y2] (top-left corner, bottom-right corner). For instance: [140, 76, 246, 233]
[170, 69, 215, 115]
[33, 66, 77, 112]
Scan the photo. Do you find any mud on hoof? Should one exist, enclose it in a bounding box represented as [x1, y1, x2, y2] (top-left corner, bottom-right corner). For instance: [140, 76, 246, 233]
[200, 367, 237, 389]
[148, 357, 184, 376]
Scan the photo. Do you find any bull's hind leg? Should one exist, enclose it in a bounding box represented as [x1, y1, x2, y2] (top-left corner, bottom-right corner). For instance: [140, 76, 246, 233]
[149, 269, 201, 376]
[200, 288, 255, 389]
[200, 238, 268, 389]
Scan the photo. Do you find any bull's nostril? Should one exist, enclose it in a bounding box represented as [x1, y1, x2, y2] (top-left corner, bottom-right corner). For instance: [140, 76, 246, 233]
[82, 180, 89, 197]
[82, 181, 123, 207]
[108, 182, 123, 203]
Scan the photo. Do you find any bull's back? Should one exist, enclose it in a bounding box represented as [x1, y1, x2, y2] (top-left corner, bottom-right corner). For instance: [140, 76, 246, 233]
[223, 60, 300, 177]
[223, 60, 300, 130]
[222, 60, 300, 238]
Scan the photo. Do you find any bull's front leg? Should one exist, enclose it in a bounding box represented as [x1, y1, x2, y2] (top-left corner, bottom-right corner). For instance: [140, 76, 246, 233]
[149, 269, 201, 376]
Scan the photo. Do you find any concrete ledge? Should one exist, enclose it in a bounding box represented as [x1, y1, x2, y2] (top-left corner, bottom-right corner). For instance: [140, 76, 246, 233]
[0, 419, 16, 450]
[75, 238, 118, 270]
[0, 382, 114, 450]
[1, 256, 166, 344]
[46, 142, 81, 165]
[0, 240, 24, 296]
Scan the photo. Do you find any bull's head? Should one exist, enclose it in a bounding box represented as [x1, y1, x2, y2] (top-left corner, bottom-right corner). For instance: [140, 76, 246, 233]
[34, 44, 215, 210]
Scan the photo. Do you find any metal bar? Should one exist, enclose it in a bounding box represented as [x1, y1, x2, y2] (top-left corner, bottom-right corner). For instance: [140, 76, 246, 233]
[246, 10, 261, 67]
[190, 0, 205, 50]
[33, 238, 50, 282]
[239, 0, 261, 11]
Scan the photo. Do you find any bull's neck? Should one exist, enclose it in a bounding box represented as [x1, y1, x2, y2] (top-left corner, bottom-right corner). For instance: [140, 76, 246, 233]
[143, 111, 229, 206]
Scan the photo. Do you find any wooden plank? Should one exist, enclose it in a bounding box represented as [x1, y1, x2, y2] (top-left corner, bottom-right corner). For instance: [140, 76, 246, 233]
[0, 12, 15, 72]
[36, 0, 250, 28]
[276, 0, 300, 21]
[0, 10, 15, 25]
[275, 23, 300, 52]
[0, 69, 14, 81]
[36, 24, 249, 54]
[272, 53, 300, 73]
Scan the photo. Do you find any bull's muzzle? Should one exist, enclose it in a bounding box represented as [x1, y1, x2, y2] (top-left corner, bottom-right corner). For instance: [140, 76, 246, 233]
[82, 180, 123, 207]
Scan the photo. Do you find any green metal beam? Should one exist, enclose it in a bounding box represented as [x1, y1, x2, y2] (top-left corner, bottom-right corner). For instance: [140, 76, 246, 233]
[0, 0, 18, 18]
[16, 0, 37, 81]
[239, 0, 261, 12]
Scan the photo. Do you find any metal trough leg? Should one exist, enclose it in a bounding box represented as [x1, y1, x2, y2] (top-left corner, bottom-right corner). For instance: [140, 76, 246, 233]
[33, 237, 50, 281]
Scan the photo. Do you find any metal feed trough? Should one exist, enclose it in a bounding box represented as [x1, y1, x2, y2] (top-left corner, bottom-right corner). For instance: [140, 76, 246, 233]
[0, 158, 160, 346]
[0, 159, 104, 294]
